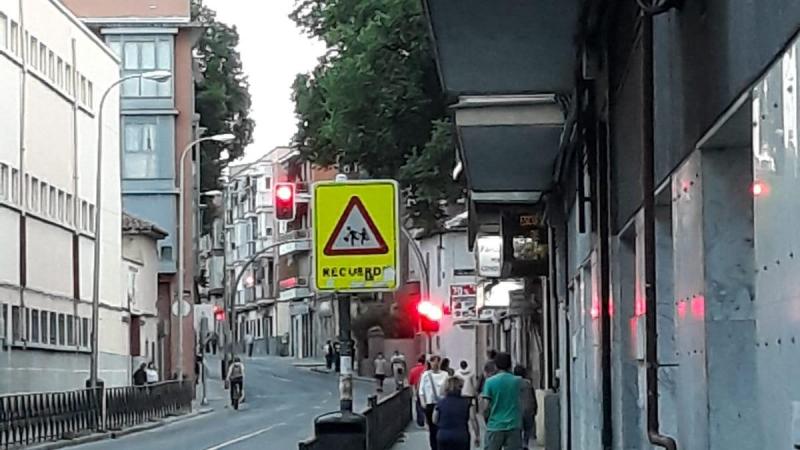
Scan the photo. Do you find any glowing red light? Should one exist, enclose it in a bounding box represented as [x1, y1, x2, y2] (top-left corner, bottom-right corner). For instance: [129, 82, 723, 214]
[276, 185, 293, 201]
[590, 304, 600, 319]
[751, 180, 770, 197]
[417, 301, 443, 321]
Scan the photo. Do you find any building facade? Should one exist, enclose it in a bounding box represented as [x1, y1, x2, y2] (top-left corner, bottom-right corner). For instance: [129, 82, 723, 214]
[62, 0, 201, 380]
[0, 0, 124, 392]
[423, 1, 800, 449]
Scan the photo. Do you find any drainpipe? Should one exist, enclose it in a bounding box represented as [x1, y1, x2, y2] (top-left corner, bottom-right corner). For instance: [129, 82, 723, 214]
[641, 10, 677, 450]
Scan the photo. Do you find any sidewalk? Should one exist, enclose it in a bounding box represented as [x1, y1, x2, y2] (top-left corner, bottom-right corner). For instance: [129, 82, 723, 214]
[390, 423, 545, 450]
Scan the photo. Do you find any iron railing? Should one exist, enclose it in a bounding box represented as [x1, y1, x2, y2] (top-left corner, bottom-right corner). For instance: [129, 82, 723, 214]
[105, 381, 193, 431]
[0, 381, 192, 449]
[364, 387, 412, 450]
[0, 387, 101, 449]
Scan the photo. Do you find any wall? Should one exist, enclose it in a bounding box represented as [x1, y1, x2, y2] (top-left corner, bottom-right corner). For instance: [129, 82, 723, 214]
[60, 0, 190, 21]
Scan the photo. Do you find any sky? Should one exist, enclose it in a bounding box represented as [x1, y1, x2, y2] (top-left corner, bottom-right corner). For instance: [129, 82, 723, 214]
[202, 0, 325, 163]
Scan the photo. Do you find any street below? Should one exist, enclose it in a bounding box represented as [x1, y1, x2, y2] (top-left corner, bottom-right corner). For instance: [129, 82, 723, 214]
[69, 357, 380, 450]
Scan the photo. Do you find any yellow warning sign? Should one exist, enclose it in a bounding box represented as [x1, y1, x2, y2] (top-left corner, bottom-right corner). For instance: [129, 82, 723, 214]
[312, 180, 399, 292]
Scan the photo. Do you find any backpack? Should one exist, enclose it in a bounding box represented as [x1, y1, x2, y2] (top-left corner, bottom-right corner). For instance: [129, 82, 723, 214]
[230, 362, 243, 379]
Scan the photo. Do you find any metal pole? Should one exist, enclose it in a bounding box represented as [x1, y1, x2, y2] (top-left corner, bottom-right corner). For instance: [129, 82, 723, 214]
[338, 293, 353, 412]
[401, 226, 431, 351]
[90, 74, 142, 388]
[177, 136, 222, 381]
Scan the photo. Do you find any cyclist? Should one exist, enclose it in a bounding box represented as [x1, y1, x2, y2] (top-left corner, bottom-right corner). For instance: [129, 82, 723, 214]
[226, 357, 245, 408]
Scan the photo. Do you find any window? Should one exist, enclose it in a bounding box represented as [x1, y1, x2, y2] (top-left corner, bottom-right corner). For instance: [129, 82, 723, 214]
[65, 64, 73, 94]
[11, 168, 19, 204]
[57, 314, 65, 346]
[266, 227, 273, 237]
[160, 245, 173, 261]
[49, 312, 56, 345]
[123, 121, 159, 178]
[0, 14, 7, 49]
[48, 50, 54, 80]
[67, 314, 74, 346]
[88, 204, 95, 232]
[87, 81, 93, 108]
[82, 318, 88, 347]
[11, 306, 20, 341]
[39, 43, 46, 70]
[49, 186, 56, 217]
[56, 57, 63, 87]
[29, 36, 37, 69]
[24, 308, 29, 341]
[31, 309, 39, 343]
[66, 194, 73, 225]
[0, 164, 7, 200]
[81, 201, 88, 230]
[40, 182, 48, 215]
[117, 38, 172, 97]
[57, 191, 65, 222]
[80, 76, 87, 104]
[23, 174, 28, 208]
[40, 311, 48, 345]
[9, 21, 18, 55]
[31, 177, 38, 211]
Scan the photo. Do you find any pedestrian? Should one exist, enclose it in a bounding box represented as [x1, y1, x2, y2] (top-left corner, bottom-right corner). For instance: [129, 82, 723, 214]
[455, 360, 477, 402]
[419, 355, 449, 450]
[333, 342, 342, 372]
[324, 340, 333, 370]
[477, 349, 498, 395]
[133, 362, 147, 386]
[409, 354, 428, 427]
[514, 365, 537, 450]
[480, 352, 522, 450]
[374, 352, 388, 393]
[245, 332, 254, 358]
[441, 358, 455, 376]
[391, 350, 407, 389]
[146, 362, 159, 384]
[433, 377, 480, 450]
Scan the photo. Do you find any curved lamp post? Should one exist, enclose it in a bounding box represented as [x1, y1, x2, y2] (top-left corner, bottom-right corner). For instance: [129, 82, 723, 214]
[176, 133, 235, 379]
[90, 70, 172, 388]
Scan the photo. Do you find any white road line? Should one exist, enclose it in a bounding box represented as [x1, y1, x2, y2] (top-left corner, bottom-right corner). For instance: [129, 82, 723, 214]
[203, 423, 287, 450]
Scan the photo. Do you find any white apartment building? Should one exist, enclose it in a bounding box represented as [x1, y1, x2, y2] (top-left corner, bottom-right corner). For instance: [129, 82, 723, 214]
[0, 0, 125, 392]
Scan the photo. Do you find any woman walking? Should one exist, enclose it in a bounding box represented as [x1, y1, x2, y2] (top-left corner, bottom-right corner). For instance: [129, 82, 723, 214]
[434, 377, 480, 450]
[419, 355, 449, 450]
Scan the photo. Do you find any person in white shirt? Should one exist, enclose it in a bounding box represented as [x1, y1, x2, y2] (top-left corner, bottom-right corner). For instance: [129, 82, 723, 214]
[145, 362, 159, 384]
[455, 360, 477, 401]
[418, 355, 449, 450]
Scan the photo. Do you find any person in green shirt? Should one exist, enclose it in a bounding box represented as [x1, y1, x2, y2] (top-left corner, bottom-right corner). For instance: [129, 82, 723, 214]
[480, 352, 522, 450]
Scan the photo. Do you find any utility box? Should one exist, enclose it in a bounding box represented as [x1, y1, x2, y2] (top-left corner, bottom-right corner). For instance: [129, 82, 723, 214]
[313, 411, 367, 450]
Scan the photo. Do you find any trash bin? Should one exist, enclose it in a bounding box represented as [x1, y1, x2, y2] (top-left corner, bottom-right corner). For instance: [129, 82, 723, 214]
[313, 411, 367, 450]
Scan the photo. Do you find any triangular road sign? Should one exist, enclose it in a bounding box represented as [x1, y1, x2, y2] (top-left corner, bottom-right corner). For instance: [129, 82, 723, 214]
[324, 196, 389, 256]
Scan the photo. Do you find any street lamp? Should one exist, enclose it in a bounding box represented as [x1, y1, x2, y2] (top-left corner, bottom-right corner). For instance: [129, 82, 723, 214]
[176, 133, 236, 379]
[90, 70, 172, 388]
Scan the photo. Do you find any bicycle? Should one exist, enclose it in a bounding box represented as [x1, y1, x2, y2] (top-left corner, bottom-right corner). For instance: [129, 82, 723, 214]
[231, 380, 242, 410]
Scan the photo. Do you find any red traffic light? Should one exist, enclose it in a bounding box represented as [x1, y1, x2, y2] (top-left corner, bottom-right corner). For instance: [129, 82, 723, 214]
[274, 182, 296, 221]
[213, 305, 225, 321]
[417, 301, 443, 321]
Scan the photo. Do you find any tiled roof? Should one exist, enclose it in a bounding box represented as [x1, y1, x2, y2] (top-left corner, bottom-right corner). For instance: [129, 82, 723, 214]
[122, 212, 168, 239]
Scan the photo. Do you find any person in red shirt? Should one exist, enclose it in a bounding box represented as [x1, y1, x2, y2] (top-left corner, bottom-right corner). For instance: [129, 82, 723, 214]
[409, 354, 427, 426]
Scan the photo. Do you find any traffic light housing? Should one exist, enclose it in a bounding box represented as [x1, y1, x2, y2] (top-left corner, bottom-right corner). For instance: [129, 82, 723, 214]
[274, 182, 296, 221]
[417, 300, 442, 333]
[213, 305, 225, 322]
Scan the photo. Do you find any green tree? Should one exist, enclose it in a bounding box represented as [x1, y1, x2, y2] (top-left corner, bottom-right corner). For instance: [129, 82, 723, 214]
[290, 0, 463, 231]
[192, 0, 255, 196]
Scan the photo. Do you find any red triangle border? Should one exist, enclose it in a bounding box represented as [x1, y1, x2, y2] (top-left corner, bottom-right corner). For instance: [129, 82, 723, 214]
[323, 196, 389, 256]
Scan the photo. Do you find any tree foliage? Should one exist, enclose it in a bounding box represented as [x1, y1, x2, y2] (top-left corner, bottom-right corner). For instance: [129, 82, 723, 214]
[290, 0, 463, 231]
[192, 0, 255, 195]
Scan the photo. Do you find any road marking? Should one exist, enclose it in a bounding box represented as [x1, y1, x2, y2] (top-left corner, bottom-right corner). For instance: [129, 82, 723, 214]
[203, 423, 287, 450]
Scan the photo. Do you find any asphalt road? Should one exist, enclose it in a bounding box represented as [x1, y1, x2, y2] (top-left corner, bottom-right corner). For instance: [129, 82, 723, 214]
[70, 356, 384, 450]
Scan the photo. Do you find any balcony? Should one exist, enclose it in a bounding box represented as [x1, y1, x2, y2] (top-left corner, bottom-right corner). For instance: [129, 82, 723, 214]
[279, 276, 312, 302]
[278, 230, 311, 256]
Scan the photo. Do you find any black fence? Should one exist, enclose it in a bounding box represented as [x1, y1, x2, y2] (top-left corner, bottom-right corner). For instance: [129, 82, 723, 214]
[298, 387, 411, 450]
[364, 388, 412, 450]
[0, 381, 192, 449]
[105, 381, 193, 431]
[0, 387, 101, 449]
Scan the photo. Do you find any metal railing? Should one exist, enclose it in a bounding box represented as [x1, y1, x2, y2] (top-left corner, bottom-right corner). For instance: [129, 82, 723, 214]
[0, 381, 192, 449]
[105, 381, 193, 431]
[0, 387, 101, 449]
[364, 387, 412, 450]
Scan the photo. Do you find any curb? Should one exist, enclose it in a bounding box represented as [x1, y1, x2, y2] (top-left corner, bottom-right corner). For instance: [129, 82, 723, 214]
[26, 407, 214, 450]
[309, 367, 377, 383]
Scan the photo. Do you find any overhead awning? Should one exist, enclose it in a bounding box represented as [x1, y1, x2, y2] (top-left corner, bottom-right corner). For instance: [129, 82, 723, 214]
[423, 0, 580, 97]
